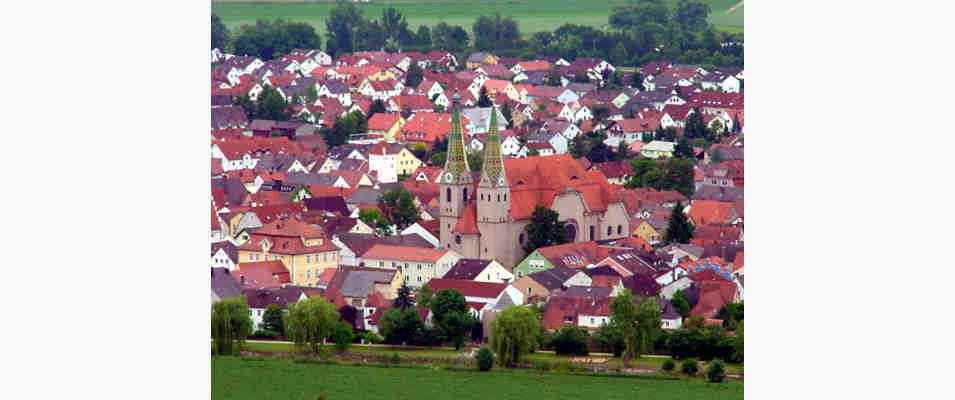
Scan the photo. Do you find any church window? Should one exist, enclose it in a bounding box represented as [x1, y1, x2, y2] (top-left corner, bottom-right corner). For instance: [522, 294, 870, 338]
[617, 225, 623, 235]
[589, 226, 595, 241]
[607, 226, 612, 236]
[463, 188, 469, 202]
[497, 194, 501, 202]
[446, 188, 451, 202]
[455, 235, 462, 245]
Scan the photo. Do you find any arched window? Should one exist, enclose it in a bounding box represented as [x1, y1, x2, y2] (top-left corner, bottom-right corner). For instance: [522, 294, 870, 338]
[497, 194, 501, 202]
[617, 225, 622, 235]
[446, 187, 452, 202]
[589, 226, 595, 241]
[463, 187, 469, 202]
[607, 226, 612, 236]
[455, 235, 462, 245]
[503, 193, 507, 201]
[519, 233, 525, 243]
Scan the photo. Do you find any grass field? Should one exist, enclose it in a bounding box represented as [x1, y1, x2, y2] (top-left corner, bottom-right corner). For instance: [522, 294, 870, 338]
[212, 0, 744, 38]
[213, 356, 744, 399]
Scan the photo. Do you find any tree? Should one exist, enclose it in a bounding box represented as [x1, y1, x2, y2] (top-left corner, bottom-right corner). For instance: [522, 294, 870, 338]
[717, 302, 743, 330]
[674, 0, 712, 33]
[338, 305, 359, 330]
[671, 290, 692, 317]
[262, 304, 285, 337]
[405, 62, 424, 88]
[233, 19, 321, 60]
[415, 25, 432, 47]
[325, 1, 364, 55]
[610, 289, 660, 366]
[211, 297, 253, 355]
[380, 7, 413, 46]
[472, 13, 520, 51]
[359, 208, 392, 236]
[416, 285, 434, 308]
[490, 306, 540, 367]
[429, 151, 447, 167]
[467, 150, 484, 172]
[430, 289, 471, 350]
[522, 206, 569, 253]
[477, 87, 493, 107]
[379, 307, 423, 345]
[546, 67, 563, 86]
[212, 14, 230, 51]
[664, 202, 694, 244]
[285, 297, 340, 354]
[254, 85, 290, 121]
[500, 103, 513, 128]
[394, 283, 415, 310]
[573, 70, 591, 83]
[476, 347, 494, 371]
[662, 358, 676, 372]
[674, 137, 694, 159]
[551, 325, 590, 356]
[684, 107, 710, 139]
[369, 99, 387, 117]
[378, 188, 420, 230]
[432, 22, 469, 53]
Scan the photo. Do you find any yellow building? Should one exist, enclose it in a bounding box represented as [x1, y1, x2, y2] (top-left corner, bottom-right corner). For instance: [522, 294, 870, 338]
[238, 217, 339, 287]
[632, 219, 666, 245]
[396, 147, 423, 177]
[367, 113, 405, 142]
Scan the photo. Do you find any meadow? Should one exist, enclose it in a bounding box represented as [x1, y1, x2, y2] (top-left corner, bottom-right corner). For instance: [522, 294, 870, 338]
[212, 0, 744, 37]
[212, 356, 744, 400]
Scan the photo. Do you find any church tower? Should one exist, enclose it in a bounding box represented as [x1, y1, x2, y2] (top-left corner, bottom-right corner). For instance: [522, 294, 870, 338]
[439, 94, 473, 249]
[477, 105, 514, 264]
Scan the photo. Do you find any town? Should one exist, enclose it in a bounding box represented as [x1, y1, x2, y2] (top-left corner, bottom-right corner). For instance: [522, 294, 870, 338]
[210, 2, 743, 396]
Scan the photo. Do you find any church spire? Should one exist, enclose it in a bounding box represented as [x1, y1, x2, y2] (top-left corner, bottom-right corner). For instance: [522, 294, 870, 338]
[442, 92, 472, 185]
[480, 105, 507, 188]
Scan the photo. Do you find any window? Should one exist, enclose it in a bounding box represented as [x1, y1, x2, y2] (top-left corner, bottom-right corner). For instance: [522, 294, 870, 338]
[617, 225, 623, 235]
[589, 226, 595, 241]
[607, 226, 612, 236]
[446, 187, 452, 202]
[497, 194, 501, 202]
[455, 235, 462, 244]
[519, 233, 525, 243]
[463, 187, 469, 201]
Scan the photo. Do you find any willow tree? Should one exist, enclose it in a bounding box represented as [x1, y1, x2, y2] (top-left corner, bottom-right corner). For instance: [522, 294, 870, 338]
[285, 297, 340, 354]
[610, 290, 661, 366]
[211, 297, 253, 355]
[490, 306, 539, 367]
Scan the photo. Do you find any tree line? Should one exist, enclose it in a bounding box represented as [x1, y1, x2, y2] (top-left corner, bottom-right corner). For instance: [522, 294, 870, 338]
[213, 0, 742, 69]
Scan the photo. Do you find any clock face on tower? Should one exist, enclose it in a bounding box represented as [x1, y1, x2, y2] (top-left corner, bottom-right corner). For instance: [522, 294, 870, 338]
[444, 172, 453, 183]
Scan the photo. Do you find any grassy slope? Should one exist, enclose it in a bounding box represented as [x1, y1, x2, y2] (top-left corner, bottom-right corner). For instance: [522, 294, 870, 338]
[213, 356, 743, 400]
[212, 0, 743, 36]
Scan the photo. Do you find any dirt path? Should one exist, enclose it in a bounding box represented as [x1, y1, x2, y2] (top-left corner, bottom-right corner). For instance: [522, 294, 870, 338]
[727, 1, 744, 14]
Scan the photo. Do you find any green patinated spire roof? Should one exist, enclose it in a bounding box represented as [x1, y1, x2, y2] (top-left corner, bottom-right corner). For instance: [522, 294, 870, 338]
[480, 105, 507, 188]
[442, 93, 472, 185]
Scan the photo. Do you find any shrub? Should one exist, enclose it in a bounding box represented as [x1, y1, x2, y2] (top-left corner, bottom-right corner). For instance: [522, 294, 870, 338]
[551, 325, 590, 356]
[390, 352, 401, 365]
[476, 347, 494, 371]
[250, 329, 279, 340]
[707, 359, 726, 383]
[661, 358, 675, 372]
[681, 358, 699, 376]
[533, 360, 552, 372]
[333, 322, 353, 353]
[360, 331, 383, 344]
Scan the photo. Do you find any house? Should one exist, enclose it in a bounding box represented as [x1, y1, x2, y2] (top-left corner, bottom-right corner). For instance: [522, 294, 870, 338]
[236, 217, 340, 287]
[424, 278, 524, 319]
[466, 52, 499, 69]
[400, 112, 451, 148]
[659, 298, 683, 330]
[589, 160, 634, 185]
[367, 141, 421, 184]
[243, 286, 310, 331]
[541, 293, 612, 331]
[332, 232, 435, 267]
[513, 241, 612, 278]
[367, 113, 406, 142]
[360, 244, 462, 288]
[211, 268, 243, 304]
[688, 200, 742, 226]
[512, 267, 592, 302]
[211, 242, 239, 270]
[640, 140, 676, 159]
[461, 107, 508, 135]
[329, 266, 404, 307]
[607, 117, 660, 146]
[443, 259, 514, 283]
[633, 218, 668, 245]
[233, 260, 291, 289]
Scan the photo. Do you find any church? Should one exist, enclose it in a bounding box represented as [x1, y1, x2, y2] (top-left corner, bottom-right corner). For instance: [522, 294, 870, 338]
[439, 96, 632, 269]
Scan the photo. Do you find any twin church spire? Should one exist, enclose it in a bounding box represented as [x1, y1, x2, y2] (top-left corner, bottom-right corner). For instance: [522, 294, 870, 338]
[442, 93, 507, 189]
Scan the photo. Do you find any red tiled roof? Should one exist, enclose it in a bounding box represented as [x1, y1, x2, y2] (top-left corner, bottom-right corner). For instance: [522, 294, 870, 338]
[454, 202, 480, 234]
[234, 261, 290, 289]
[362, 244, 449, 263]
[425, 278, 508, 300]
[401, 112, 451, 144]
[367, 113, 401, 132]
[505, 155, 620, 220]
[688, 200, 739, 226]
[541, 295, 611, 331]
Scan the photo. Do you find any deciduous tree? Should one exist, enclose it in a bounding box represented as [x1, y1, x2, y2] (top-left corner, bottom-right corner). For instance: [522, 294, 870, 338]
[522, 206, 569, 253]
[285, 297, 340, 354]
[490, 306, 539, 367]
[211, 297, 253, 355]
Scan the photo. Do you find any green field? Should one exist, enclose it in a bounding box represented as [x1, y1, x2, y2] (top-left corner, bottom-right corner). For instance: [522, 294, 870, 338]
[213, 356, 744, 399]
[212, 0, 744, 37]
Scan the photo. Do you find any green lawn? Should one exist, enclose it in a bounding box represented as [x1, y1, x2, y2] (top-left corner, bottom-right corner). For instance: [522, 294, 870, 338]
[213, 356, 743, 399]
[212, 0, 743, 37]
